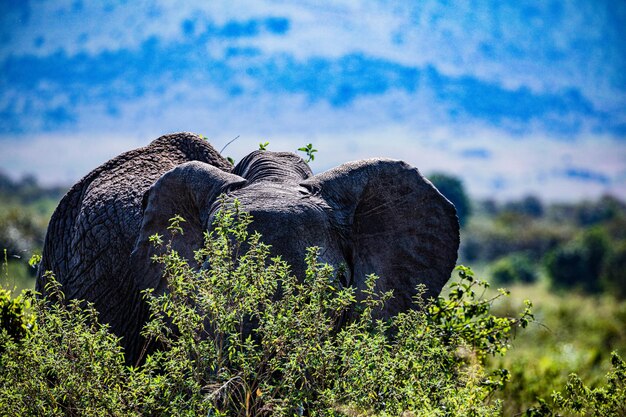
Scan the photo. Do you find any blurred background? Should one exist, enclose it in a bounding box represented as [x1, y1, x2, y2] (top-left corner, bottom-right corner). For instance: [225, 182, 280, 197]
[1, 1, 626, 413]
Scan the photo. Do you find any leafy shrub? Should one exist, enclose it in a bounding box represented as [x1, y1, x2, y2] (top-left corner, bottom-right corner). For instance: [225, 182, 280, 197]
[1, 278, 129, 416]
[1, 203, 534, 416]
[487, 279, 626, 416]
[490, 253, 537, 284]
[524, 352, 626, 416]
[0, 287, 35, 351]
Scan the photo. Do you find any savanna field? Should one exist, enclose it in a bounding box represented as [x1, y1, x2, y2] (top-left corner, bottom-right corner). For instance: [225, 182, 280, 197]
[1, 170, 625, 416]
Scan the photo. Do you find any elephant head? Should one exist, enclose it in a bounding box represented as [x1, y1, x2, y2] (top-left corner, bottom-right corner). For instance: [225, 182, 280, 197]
[37, 133, 459, 362]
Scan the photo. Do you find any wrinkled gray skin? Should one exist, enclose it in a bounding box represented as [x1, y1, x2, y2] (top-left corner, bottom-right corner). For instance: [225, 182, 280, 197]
[37, 132, 459, 363]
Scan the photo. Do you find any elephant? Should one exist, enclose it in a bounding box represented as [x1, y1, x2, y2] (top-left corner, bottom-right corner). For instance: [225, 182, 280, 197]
[37, 132, 459, 362]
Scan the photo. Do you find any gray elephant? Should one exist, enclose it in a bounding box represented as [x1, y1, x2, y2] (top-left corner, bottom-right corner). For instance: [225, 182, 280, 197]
[37, 132, 459, 362]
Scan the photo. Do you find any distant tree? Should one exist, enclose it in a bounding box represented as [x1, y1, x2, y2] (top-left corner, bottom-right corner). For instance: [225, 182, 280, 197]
[601, 241, 626, 299]
[545, 245, 592, 291]
[478, 199, 499, 216]
[460, 236, 481, 262]
[491, 253, 537, 284]
[0, 171, 18, 195]
[504, 195, 544, 218]
[429, 172, 471, 226]
[575, 195, 625, 226]
[544, 227, 610, 293]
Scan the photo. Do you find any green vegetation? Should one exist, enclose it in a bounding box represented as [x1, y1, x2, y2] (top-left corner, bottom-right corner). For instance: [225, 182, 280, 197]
[490, 253, 537, 285]
[0, 287, 35, 353]
[603, 241, 626, 300]
[2, 205, 533, 416]
[0, 171, 66, 292]
[447, 193, 626, 416]
[2, 169, 626, 415]
[429, 173, 472, 227]
[258, 141, 319, 163]
[297, 143, 318, 162]
[487, 283, 626, 415]
[544, 227, 609, 293]
[525, 352, 626, 417]
[460, 194, 626, 295]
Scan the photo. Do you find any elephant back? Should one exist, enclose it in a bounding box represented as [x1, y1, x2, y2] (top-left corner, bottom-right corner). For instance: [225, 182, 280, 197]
[37, 133, 230, 332]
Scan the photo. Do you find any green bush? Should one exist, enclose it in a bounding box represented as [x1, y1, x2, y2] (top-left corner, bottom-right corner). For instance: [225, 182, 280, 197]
[0, 279, 129, 416]
[0, 287, 35, 351]
[490, 253, 537, 284]
[1, 203, 535, 416]
[544, 228, 610, 293]
[524, 352, 626, 416]
[486, 279, 626, 416]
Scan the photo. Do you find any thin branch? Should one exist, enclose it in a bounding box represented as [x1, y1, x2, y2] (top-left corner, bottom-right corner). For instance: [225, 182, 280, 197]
[220, 135, 240, 154]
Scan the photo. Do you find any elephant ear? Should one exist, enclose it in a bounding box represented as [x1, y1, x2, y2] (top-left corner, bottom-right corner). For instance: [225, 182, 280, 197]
[302, 158, 459, 317]
[131, 161, 246, 291]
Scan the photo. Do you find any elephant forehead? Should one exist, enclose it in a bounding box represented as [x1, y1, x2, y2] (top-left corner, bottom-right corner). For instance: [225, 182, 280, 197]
[227, 183, 324, 211]
[221, 184, 335, 238]
[221, 185, 345, 275]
